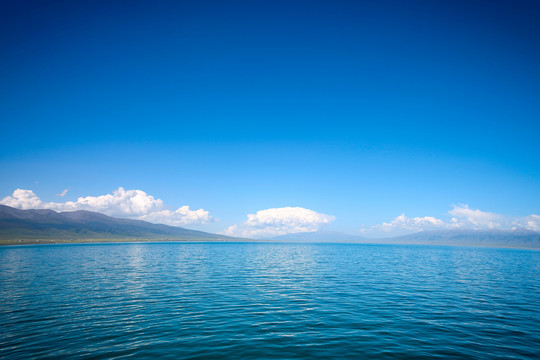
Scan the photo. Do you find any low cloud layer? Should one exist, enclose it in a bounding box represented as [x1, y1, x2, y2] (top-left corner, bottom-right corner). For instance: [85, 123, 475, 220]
[512, 214, 540, 232]
[367, 204, 540, 236]
[1, 187, 212, 226]
[2, 190, 538, 237]
[223, 207, 335, 238]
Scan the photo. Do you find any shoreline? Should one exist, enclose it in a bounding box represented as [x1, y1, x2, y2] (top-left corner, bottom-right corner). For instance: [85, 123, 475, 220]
[1, 238, 539, 250]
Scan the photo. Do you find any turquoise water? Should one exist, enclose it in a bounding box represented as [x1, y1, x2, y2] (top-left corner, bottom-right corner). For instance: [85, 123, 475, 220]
[0, 243, 539, 359]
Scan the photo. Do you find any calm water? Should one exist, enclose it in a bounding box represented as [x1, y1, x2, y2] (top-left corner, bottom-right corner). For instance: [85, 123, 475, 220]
[0, 243, 539, 359]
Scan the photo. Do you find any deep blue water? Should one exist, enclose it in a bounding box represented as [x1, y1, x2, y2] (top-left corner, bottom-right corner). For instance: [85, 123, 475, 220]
[0, 243, 539, 359]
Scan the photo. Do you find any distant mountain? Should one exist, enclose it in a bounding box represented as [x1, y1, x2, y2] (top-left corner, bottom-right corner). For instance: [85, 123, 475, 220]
[266, 231, 368, 243]
[382, 229, 540, 249]
[2, 205, 539, 249]
[265, 229, 540, 249]
[0, 205, 239, 244]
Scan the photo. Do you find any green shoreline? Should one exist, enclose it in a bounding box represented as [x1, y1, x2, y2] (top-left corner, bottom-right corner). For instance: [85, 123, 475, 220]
[0, 238, 253, 246]
[1, 238, 539, 251]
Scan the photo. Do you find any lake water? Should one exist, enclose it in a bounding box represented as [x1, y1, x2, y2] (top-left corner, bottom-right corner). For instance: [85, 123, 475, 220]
[0, 242, 539, 359]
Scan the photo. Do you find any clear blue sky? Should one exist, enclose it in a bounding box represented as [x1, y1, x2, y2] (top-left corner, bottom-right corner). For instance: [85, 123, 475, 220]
[1, 0, 539, 236]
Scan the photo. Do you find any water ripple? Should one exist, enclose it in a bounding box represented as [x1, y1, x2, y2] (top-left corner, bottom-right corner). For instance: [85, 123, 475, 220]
[1, 243, 539, 359]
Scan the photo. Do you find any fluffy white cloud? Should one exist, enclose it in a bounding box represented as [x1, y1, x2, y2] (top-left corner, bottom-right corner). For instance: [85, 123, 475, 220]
[139, 207, 211, 226]
[373, 213, 446, 232]
[0, 187, 212, 226]
[448, 204, 503, 229]
[365, 204, 539, 236]
[53, 187, 165, 216]
[512, 215, 540, 232]
[1, 189, 42, 209]
[223, 207, 335, 238]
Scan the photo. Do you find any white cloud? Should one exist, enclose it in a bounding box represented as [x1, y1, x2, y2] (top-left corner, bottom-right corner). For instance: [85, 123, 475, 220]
[448, 204, 503, 229]
[0, 187, 212, 226]
[223, 206, 335, 238]
[363, 204, 539, 236]
[53, 187, 165, 216]
[1, 189, 42, 209]
[139, 207, 211, 226]
[56, 189, 69, 197]
[512, 215, 540, 232]
[373, 213, 446, 233]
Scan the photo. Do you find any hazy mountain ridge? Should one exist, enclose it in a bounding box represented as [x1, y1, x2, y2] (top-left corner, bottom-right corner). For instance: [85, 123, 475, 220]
[266, 228, 540, 249]
[0, 205, 238, 243]
[386, 229, 540, 248]
[2, 205, 539, 248]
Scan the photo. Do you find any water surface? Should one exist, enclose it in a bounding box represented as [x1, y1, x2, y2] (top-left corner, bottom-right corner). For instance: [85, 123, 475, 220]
[1, 243, 539, 359]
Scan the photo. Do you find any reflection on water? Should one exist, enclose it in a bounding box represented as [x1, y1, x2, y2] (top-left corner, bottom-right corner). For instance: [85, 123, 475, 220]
[0, 243, 539, 359]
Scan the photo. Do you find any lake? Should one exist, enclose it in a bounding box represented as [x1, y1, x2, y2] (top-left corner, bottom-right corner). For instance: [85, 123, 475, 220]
[1, 242, 539, 359]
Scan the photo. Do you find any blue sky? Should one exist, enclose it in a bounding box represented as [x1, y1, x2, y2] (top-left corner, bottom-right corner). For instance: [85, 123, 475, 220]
[1, 0, 539, 237]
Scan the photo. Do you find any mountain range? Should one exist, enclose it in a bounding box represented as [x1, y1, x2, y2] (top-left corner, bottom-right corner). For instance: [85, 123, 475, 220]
[1, 204, 539, 248]
[267, 228, 540, 249]
[0, 205, 239, 244]
[386, 229, 540, 248]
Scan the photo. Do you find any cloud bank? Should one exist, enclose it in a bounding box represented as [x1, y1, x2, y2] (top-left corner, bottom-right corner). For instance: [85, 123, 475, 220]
[367, 204, 539, 236]
[1, 187, 211, 226]
[223, 206, 335, 238]
[2, 189, 538, 237]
